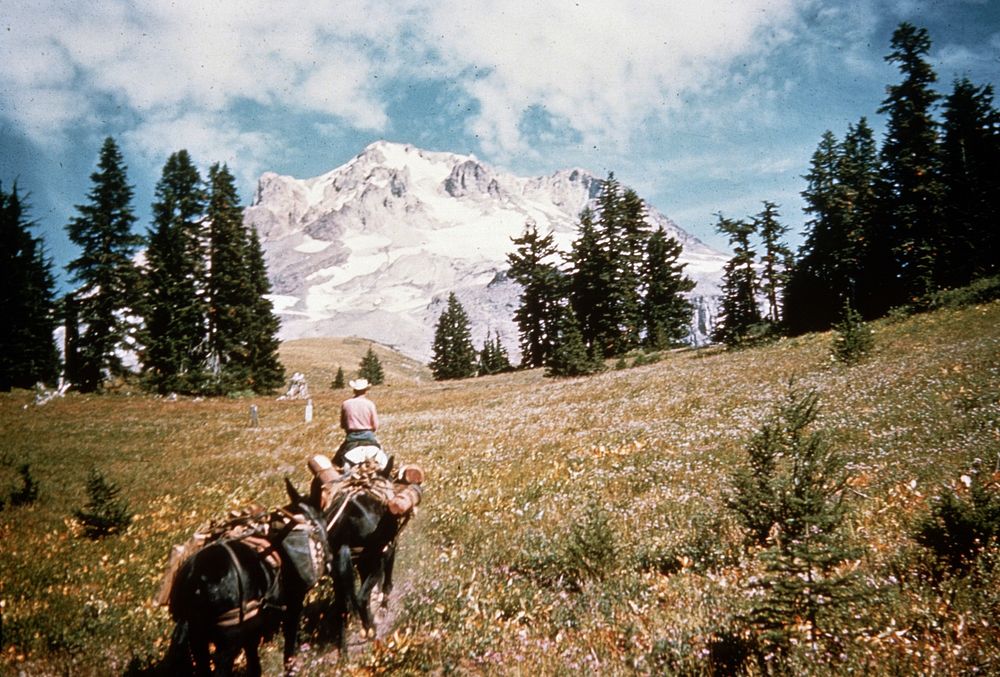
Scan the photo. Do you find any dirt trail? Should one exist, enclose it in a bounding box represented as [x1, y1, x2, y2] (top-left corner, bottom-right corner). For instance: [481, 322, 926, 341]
[293, 579, 410, 672]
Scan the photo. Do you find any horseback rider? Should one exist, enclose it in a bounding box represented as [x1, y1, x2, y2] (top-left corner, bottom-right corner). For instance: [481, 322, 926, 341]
[334, 378, 387, 469]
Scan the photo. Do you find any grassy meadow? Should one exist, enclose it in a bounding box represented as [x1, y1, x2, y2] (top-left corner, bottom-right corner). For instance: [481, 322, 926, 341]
[1, 300, 999, 675]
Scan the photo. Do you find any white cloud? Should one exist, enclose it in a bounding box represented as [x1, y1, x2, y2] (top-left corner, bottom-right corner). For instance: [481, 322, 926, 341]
[0, 1, 401, 144]
[122, 111, 280, 190]
[416, 0, 802, 158]
[1, 1, 808, 153]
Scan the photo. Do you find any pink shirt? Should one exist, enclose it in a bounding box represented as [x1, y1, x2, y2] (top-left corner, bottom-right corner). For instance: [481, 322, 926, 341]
[340, 395, 378, 432]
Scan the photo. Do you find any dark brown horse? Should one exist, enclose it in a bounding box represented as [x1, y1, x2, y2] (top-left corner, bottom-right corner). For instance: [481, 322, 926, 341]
[314, 460, 409, 654]
[167, 480, 330, 676]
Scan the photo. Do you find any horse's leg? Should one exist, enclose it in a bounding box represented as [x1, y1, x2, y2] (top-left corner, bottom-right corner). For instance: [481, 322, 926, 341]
[211, 638, 239, 677]
[244, 636, 262, 677]
[380, 542, 397, 608]
[282, 596, 304, 675]
[331, 543, 355, 654]
[188, 629, 212, 677]
[357, 557, 380, 638]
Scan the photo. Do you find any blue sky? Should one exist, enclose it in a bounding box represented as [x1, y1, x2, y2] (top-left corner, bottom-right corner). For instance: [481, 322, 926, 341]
[1, 0, 998, 292]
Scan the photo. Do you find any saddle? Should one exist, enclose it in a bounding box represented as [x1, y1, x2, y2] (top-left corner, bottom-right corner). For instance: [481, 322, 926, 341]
[154, 505, 327, 607]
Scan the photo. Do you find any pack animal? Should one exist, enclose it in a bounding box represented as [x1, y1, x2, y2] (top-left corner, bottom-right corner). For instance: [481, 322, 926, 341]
[313, 458, 413, 654]
[166, 479, 330, 676]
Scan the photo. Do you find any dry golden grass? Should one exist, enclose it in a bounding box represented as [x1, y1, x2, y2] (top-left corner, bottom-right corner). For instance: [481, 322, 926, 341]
[1, 301, 999, 674]
[279, 336, 433, 389]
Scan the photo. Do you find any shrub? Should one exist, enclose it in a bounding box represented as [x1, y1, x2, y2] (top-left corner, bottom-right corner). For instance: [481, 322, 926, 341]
[727, 385, 862, 665]
[74, 469, 133, 538]
[914, 462, 1000, 575]
[358, 346, 385, 385]
[7, 463, 40, 507]
[831, 301, 874, 364]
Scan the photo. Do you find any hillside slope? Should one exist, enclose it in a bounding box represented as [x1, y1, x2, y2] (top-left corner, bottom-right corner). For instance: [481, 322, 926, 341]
[1, 299, 998, 674]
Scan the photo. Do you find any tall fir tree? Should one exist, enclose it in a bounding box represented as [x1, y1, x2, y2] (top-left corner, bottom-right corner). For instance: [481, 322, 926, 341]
[786, 120, 884, 332]
[64, 137, 143, 392]
[940, 78, 1000, 284]
[358, 345, 385, 385]
[878, 22, 944, 303]
[785, 131, 843, 334]
[507, 222, 564, 368]
[205, 163, 255, 393]
[568, 207, 609, 354]
[590, 174, 630, 356]
[839, 118, 886, 319]
[206, 164, 285, 394]
[142, 150, 208, 394]
[617, 187, 650, 350]
[641, 226, 694, 349]
[753, 201, 792, 325]
[430, 292, 477, 380]
[712, 215, 761, 347]
[0, 183, 60, 390]
[241, 199, 285, 393]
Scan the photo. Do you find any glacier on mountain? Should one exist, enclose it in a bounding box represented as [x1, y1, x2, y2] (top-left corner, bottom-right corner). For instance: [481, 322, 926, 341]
[244, 140, 726, 363]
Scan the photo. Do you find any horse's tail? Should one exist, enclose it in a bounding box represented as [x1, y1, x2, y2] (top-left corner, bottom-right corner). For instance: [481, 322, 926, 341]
[165, 619, 194, 676]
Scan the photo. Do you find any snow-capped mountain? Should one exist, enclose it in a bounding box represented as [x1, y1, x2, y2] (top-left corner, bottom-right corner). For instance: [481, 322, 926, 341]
[244, 140, 727, 363]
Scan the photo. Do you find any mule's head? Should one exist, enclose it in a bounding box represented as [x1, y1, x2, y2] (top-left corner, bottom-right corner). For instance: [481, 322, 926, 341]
[283, 476, 334, 577]
[285, 476, 324, 523]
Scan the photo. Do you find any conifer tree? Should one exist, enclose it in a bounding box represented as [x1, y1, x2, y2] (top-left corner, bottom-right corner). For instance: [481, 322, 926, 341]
[831, 300, 874, 365]
[332, 366, 345, 389]
[839, 118, 886, 319]
[241, 207, 285, 393]
[568, 207, 609, 353]
[641, 226, 694, 349]
[478, 329, 512, 375]
[940, 78, 1000, 284]
[728, 387, 860, 662]
[546, 305, 601, 378]
[712, 215, 761, 347]
[617, 187, 650, 350]
[590, 174, 630, 355]
[753, 201, 792, 325]
[142, 150, 208, 394]
[507, 222, 564, 368]
[358, 345, 385, 385]
[75, 468, 133, 538]
[786, 120, 883, 332]
[430, 292, 477, 380]
[785, 131, 843, 334]
[0, 183, 60, 390]
[64, 137, 143, 392]
[204, 163, 255, 393]
[878, 22, 944, 302]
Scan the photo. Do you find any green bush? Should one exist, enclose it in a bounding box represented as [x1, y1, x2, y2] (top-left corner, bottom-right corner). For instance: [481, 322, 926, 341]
[7, 463, 40, 507]
[914, 463, 1000, 574]
[74, 469, 133, 538]
[727, 385, 862, 666]
[831, 301, 874, 364]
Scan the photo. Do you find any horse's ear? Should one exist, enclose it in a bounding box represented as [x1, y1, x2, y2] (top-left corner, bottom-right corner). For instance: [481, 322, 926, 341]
[285, 476, 305, 506]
